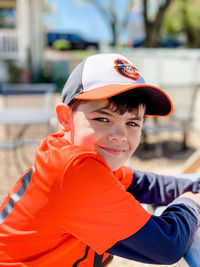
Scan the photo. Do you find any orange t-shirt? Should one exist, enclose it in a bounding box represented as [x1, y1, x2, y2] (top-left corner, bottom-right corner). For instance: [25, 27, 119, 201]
[0, 132, 151, 266]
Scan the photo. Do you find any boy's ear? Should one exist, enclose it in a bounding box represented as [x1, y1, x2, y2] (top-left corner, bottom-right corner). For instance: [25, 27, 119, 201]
[56, 104, 72, 132]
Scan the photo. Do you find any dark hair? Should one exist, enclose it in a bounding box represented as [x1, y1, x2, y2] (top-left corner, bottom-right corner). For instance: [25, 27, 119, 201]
[69, 89, 147, 115]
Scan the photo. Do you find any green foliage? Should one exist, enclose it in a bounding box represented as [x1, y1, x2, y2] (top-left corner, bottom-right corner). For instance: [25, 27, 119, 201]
[163, 1, 183, 34]
[4, 60, 23, 83]
[52, 39, 71, 50]
[74, 50, 99, 61]
[163, 0, 200, 47]
[182, 0, 200, 30]
[38, 68, 52, 83]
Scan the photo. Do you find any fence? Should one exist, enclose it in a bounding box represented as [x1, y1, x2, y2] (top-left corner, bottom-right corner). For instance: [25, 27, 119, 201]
[0, 30, 18, 59]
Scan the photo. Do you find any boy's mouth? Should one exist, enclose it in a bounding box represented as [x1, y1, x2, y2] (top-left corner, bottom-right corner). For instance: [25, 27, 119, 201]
[99, 146, 126, 155]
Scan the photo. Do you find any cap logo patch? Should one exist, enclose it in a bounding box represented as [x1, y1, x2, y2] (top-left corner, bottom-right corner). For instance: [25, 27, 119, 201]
[114, 59, 139, 81]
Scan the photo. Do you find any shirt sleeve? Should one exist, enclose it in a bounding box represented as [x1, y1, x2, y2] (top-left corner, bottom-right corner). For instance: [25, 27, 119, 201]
[127, 168, 200, 205]
[107, 197, 200, 265]
[58, 157, 151, 255]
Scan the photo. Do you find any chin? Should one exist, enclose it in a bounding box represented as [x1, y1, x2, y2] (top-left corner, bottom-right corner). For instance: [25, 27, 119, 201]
[107, 162, 123, 171]
[98, 153, 125, 171]
[111, 167, 121, 171]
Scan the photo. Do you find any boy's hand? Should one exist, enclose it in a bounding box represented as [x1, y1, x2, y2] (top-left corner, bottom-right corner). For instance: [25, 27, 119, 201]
[179, 192, 200, 205]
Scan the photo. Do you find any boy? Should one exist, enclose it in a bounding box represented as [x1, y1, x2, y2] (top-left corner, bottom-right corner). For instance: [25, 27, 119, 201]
[0, 53, 200, 266]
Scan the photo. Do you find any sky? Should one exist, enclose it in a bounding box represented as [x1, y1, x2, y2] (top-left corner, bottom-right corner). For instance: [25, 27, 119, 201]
[44, 0, 144, 43]
[45, 0, 112, 42]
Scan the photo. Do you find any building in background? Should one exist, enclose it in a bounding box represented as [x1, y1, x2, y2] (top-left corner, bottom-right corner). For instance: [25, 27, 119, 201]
[0, 0, 44, 82]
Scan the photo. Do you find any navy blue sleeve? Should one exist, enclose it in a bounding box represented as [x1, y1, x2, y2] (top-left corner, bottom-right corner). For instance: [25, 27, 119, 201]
[107, 197, 200, 265]
[127, 169, 200, 205]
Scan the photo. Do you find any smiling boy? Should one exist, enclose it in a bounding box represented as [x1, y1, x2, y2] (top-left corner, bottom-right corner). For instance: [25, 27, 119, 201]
[0, 53, 200, 266]
[57, 97, 145, 171]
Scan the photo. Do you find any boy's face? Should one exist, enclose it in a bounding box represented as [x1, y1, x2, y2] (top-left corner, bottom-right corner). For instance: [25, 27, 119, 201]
[70, 99, 145, 171]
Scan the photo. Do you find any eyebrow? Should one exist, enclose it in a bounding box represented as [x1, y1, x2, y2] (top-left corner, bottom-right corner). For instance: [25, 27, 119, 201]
[91, 108, 144, 121]
[92, 108, 113, 116]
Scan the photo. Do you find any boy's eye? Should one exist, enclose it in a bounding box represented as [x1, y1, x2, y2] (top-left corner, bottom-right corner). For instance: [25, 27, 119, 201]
[127, 121, 138, 127]
[93, 117, 109, 122]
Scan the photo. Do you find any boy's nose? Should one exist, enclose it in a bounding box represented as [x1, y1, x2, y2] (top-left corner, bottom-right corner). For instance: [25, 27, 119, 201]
[107, 126, 127, 143]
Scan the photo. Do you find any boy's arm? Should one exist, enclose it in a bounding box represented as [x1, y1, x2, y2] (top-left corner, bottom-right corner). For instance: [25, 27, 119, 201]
[107, 193, 200, 265]
[59, 156, 199, 261]
[127, 168, 200, 205]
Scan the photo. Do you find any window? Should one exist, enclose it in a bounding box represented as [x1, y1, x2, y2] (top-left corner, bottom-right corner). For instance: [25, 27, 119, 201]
[0, 8, 16, 28]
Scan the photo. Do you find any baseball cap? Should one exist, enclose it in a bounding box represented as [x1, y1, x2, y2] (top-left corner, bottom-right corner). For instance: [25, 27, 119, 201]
[62, 53, 173, 116]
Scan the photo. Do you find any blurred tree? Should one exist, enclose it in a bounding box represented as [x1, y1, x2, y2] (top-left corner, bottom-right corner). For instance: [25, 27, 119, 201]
[80, 0, 174, 47]
[163, 0, 200, 48]
[79, 0, 134, 46]
[143, 0, 172, 47]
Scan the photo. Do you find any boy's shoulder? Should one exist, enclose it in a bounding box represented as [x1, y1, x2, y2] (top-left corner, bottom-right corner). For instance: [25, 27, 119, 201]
[34, 132, 132, 188]
[35, 132, 110, 174]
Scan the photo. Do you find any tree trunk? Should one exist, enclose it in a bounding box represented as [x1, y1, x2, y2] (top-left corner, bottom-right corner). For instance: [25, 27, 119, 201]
[143, 0, 172, 47]
[180, 0, 200, 48]
[145, 23, 160, 47]
[110, 22, 117, 46]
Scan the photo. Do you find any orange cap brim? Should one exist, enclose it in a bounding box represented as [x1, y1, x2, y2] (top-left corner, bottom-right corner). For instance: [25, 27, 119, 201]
[74, 84, 173, 117]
